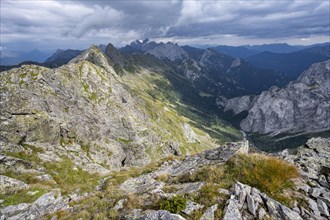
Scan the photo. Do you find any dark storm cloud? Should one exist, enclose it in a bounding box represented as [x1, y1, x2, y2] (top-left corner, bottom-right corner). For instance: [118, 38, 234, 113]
[1, 0, 329, 51]
[168, 0, 329, 39]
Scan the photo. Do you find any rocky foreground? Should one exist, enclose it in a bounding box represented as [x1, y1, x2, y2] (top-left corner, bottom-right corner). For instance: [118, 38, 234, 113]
[0, 137, 329, 219]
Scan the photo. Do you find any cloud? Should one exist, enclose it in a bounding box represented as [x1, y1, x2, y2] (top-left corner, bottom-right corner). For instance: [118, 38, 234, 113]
[1, 0, 329, 51]
[68, 5, 124, 38]
[170, 0, 329, 39]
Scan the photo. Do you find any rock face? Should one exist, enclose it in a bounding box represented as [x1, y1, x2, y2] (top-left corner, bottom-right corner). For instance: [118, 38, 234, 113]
[122, 40, 188, 61]
[226, 60, 330, 135]
[224, 95, 255, 114]
[147, 42, 188, 61]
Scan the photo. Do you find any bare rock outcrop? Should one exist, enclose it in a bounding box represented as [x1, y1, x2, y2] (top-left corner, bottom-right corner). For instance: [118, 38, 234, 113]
[225, 60, 330, 135]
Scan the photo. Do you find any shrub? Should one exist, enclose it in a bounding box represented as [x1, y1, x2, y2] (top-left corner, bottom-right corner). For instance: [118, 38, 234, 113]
[159, 195, 187, 214]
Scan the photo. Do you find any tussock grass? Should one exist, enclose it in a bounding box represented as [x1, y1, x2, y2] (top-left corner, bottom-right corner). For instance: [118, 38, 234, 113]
[170, 153, 299, 206]
[226, 153, 299, 204]
[227, 153, 299, 195]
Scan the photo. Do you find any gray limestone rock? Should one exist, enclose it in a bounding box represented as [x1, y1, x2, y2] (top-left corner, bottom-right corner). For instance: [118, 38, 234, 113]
[318, 175, 329, 188]
[0, 175, 28, 193]
[251, 188, 263, 204]
[170, 141, 249, 176]
[119, 173, 164, 194]
[0, 154, 41, 175]
[181, 201, 203, 216]
[200, 204, 218, 220]
[258, 207, 266, 220]
[0, 192, 68, 220]
[224, 95, 255, 115]
[147, 42, 188, 61]
[317, 198, 329, 217]
[114, 199, 126, 210]
[182, 123, 197, 143]
[279, 204, 303, 220]
[311, 187, 325, 198]
[246, 194, 257, 216]
[309, 198, 321, 216]
[219, 188, 230, 196]
[222, 196, 243, 220]
[234, 182, 251, 208]
[173, 182, 205, 195]
[143, 210, 186, 220]
[125, 209, 186, 220]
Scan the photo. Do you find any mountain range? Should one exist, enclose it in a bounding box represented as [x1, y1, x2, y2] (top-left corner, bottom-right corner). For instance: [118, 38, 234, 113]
[1, 40, 330, 219]
[246, 44, 330, 80]
[1, 40, 329, 150]
[0, 49, 52, 66]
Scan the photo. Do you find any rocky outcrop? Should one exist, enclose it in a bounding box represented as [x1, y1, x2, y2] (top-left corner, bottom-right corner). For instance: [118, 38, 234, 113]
[0, 191, 69, 220]
[225, 60, 330, 135]
[119, 141, 249, 193]
[224, 95, 255, 114]
[223, 182, 303, 220]
[168, 141, 249, 176]
[125, 209, 186, 220]
[147, 42, 188, 61]
[278, 137, 330, 219]
[0, 175, 28, 194]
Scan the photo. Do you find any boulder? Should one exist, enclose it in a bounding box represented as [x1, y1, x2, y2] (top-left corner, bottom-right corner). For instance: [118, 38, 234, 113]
[246, 194, 257, 216]
[119, 174, 164, 194]
[0, 192, 68, 220]
[181, 201, 203, 215]
[308, 198, 321, 216]
[200, 204, 218, 220]
[222, 196, 242, 220]
[317, 198, 329, 217]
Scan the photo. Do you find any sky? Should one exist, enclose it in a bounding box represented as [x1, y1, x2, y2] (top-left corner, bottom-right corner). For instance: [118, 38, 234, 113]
[1, 0, 329, 52]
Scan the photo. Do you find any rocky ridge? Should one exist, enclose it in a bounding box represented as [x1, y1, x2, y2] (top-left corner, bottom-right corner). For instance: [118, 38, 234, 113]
[0, 46, 218, 175]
